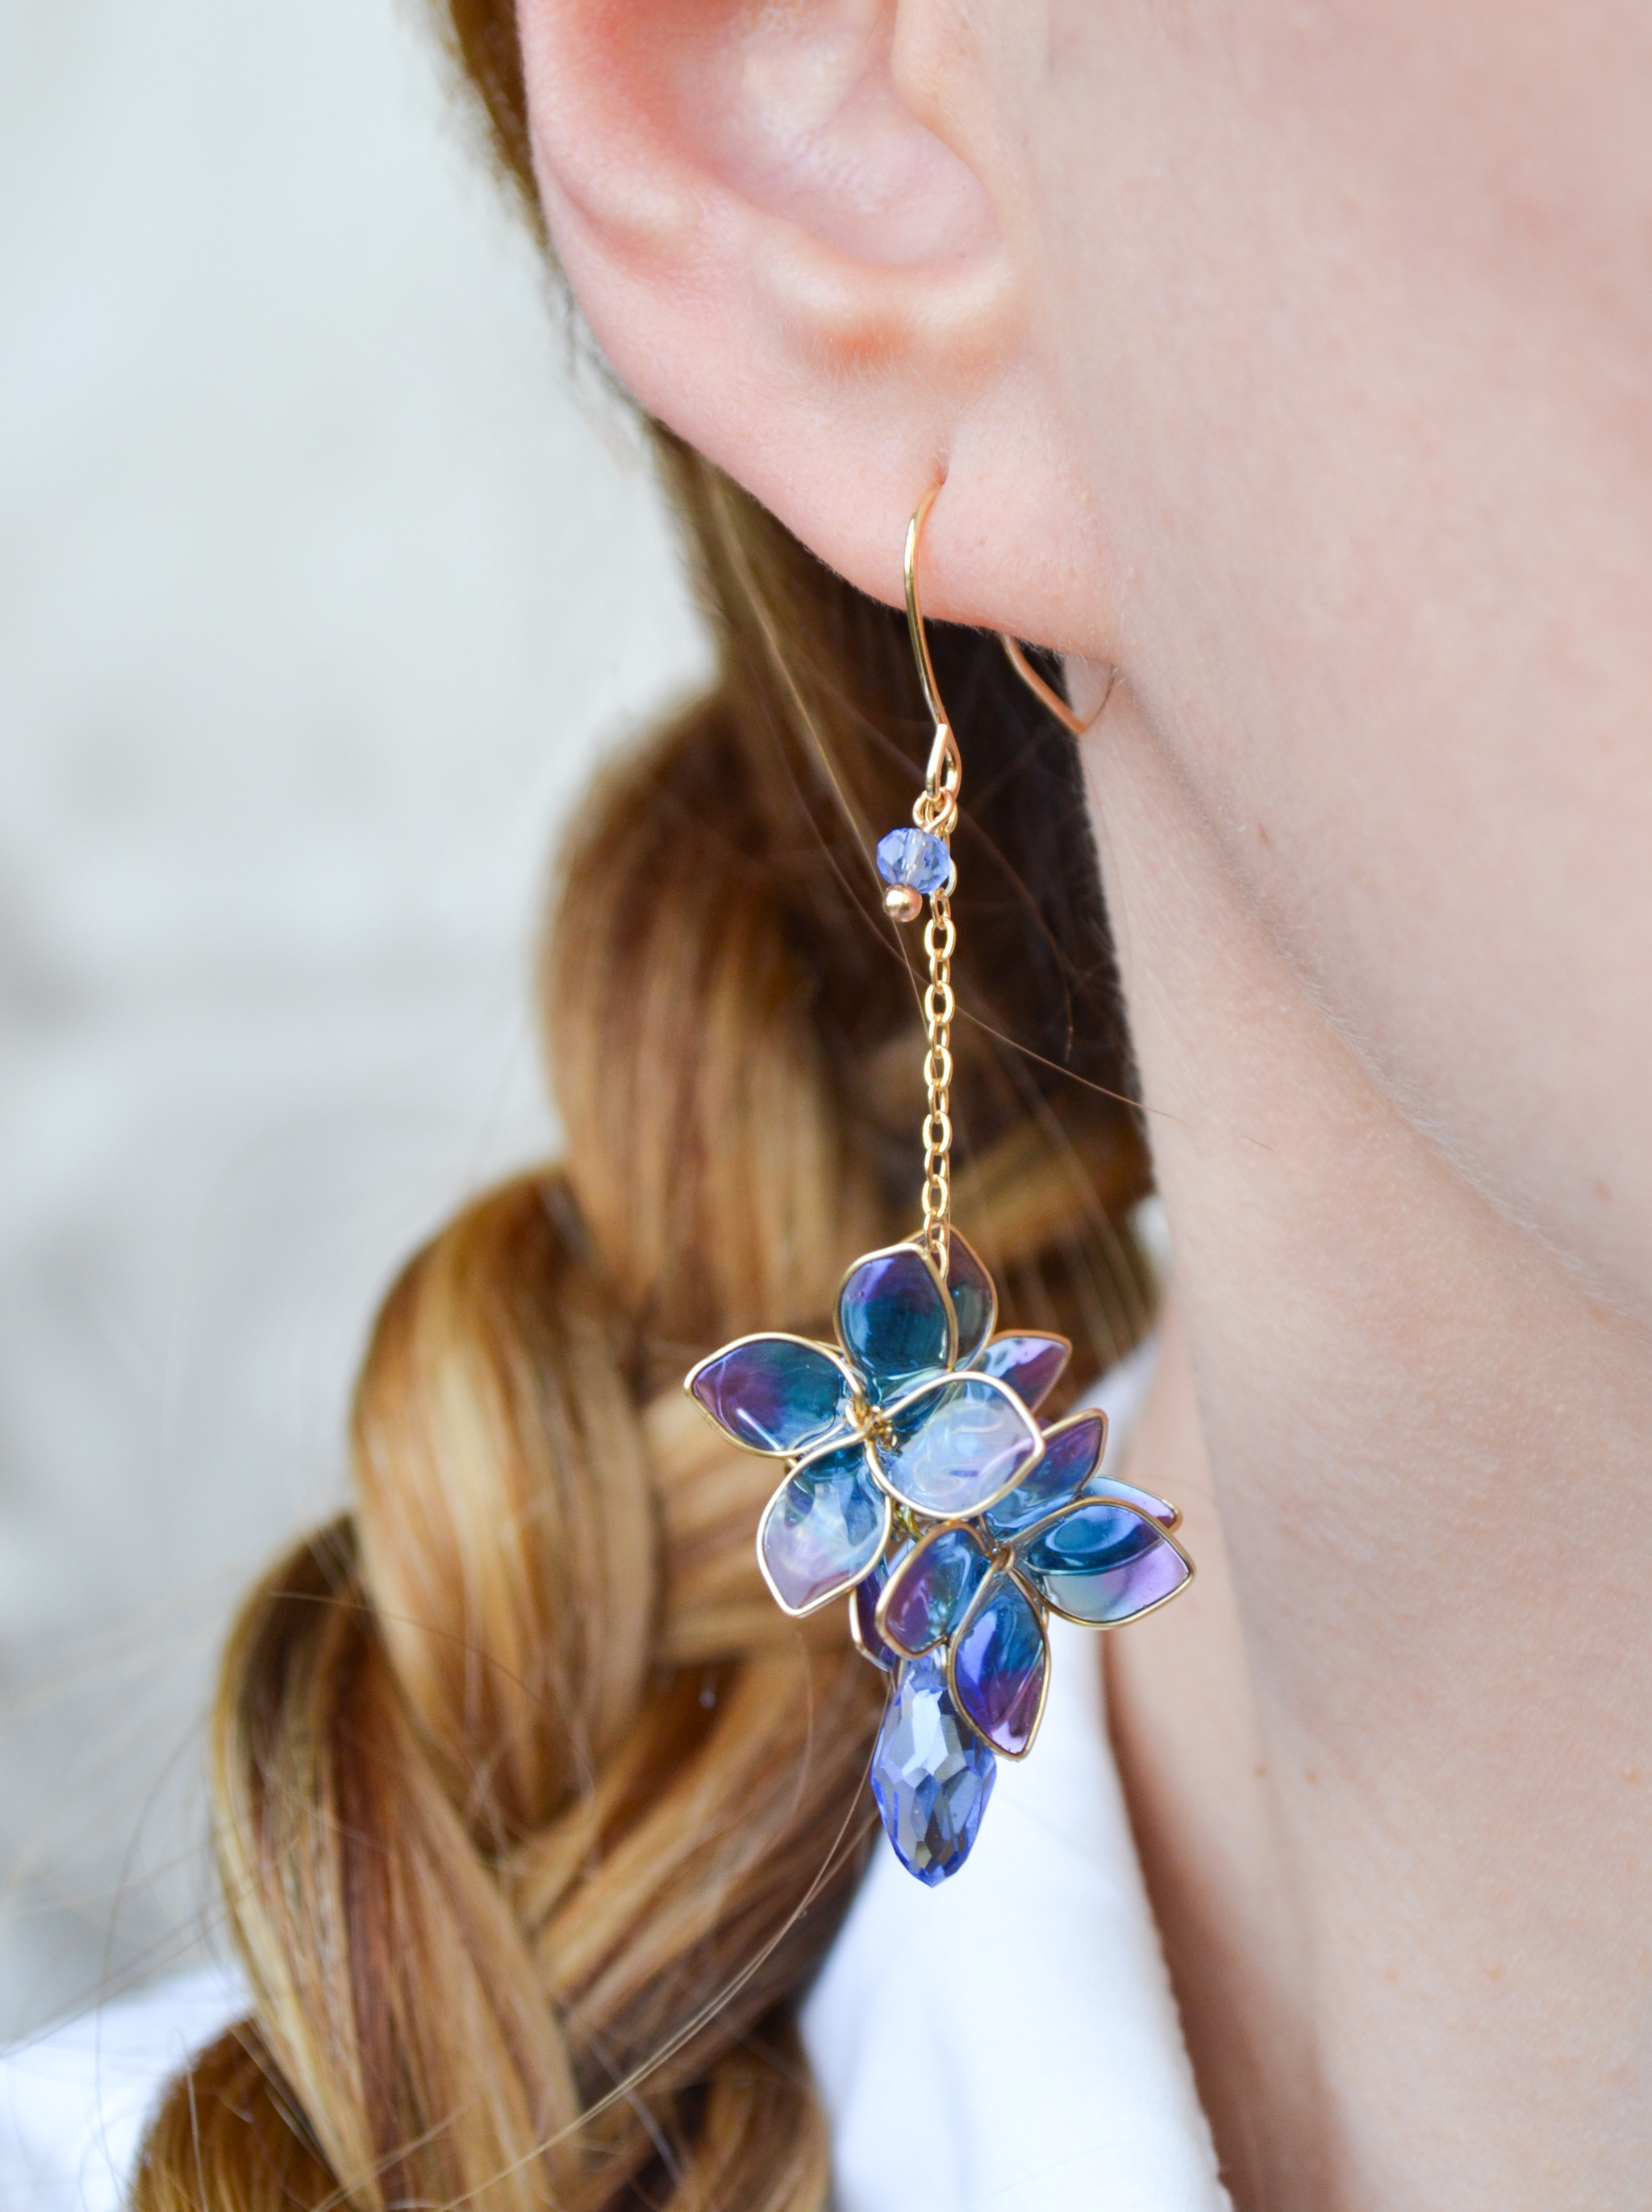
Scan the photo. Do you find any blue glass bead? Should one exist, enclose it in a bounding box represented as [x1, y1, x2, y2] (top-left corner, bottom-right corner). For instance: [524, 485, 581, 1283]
[836, 1246, 953, 1403]
[870, 1654, 997, 1884]
[972, 1332, 1071, 1414]
[878, 1525, 990, 1658]
[1019, 1500, 1190, 1624]
[689, 1336, 850, 1455]
[982, 1409, 1106, 1542]
[952, 1571, 1048, 1757]
[759, 1444, 889, 1614]
[851, 1540, 910, 1671]
[875, 826, 951, 896]
[945, 1232, 997, 1367]
[873, 1372, 1041, 1518]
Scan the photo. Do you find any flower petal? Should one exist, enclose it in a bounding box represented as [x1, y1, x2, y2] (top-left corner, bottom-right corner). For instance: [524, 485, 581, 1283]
[686, 1334, 853, 1456]
[946, 1231, 998, 1368]
[1017, 1498, 1191, 1626]
[876, 1524, 991, 1659]
[1083, 1474, 1181, 1532]
[972, 1331, 1071, 1413]
[757, 1442, 891, 1616]
[982, 1409, 1107, 1542]
[849, 1538, 911, 1672]
[870, 1371, 1044, 1519]
[949, 1570, 1049, 1759]
[836, 1243, 956, 1401]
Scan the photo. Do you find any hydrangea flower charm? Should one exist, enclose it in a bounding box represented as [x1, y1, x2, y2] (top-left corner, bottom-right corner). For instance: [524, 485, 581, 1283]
[685, 1232, 1192, 1883]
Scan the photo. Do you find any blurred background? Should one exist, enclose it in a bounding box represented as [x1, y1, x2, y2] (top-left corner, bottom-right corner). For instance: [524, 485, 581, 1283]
[0, 0, 707, 2040]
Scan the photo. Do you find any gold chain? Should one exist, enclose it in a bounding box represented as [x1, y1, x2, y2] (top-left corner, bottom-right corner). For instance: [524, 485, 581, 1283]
[920, 888, 955, 1275]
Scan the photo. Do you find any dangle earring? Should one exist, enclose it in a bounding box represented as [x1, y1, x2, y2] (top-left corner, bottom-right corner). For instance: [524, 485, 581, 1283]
[685, 492, 1191, 1885]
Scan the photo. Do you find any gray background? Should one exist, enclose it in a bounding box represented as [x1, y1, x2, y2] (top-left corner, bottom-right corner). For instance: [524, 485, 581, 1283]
[0, 0, 707, 2039]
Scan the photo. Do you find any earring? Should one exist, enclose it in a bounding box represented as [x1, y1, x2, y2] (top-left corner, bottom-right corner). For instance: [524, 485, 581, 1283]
[684, 493, 1191, 1886]
[999, 632, 1113, 737]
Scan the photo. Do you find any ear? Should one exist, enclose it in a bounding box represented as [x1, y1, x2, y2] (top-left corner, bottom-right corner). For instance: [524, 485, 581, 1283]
[518, 0, 1099, 648]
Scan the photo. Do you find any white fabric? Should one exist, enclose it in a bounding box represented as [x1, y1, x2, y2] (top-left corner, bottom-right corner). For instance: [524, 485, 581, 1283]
[0, 1344, 1229, 2211]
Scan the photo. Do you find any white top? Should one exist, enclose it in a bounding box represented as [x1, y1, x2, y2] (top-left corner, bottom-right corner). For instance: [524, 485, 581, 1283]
[0, 1346, 1231, 2211]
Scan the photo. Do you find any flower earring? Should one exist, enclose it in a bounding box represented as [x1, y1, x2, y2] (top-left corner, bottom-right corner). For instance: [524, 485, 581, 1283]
[684, 492, 1191, 1884]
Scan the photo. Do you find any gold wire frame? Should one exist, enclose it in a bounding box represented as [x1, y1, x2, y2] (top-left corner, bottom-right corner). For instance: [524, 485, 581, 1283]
[681, 1329, 860, 1457]
[945, 1565, 1053, 1763]
[873, 1517, 991, 1660]
[753, 1434, 895, 1620]
[863, 1367, 1046, 1521]
[1013, 1492, 1195, 1628]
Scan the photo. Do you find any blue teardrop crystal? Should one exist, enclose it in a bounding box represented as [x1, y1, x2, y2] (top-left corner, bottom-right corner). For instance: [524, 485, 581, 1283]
[836, 1246, 954, 1402]
[951, 1572, 1048, 1756]
[873, 1372, 1041, 1517]
[758, 1444, 888, 1613]
[972, 1332, 1070, 1413]
[1019, 1500, 1190, 1624]
[982, 1409, 1106, 1542]
[875, 826, 951, 895]
[878, 1525, 990, 1657]
[689, 1336, 850, 1455]
[945, 1232, 997, 1367]
[870, 1654, 997, 1884]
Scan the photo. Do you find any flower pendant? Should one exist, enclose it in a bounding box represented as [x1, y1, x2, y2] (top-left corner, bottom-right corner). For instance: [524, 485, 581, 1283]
[685, 1231, 1191, 1883]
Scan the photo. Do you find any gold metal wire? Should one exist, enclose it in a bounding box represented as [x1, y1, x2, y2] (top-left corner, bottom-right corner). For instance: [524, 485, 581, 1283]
[904, 490, 959, 1274]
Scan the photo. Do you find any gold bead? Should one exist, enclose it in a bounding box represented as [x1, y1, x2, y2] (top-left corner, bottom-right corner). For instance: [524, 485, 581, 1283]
[882, 883, 924, 923]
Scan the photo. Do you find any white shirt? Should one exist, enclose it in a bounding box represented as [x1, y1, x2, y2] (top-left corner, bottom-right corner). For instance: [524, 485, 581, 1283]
[0, 1346, 1230, 2210]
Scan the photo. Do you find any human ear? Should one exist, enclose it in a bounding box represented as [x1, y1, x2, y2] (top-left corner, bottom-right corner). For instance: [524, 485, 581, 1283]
[518, 0, 1095, 644]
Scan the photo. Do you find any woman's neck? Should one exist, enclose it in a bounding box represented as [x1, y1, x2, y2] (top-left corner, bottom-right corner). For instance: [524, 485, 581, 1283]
[1084, 689, 1652, 2212]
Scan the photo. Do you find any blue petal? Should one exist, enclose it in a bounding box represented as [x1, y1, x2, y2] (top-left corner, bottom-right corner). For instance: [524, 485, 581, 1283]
[870, 1372, 1043, 1519]
[951, 1571, 1049, 1757]
[850, 1539, 911, 1672]
[1018, 1500, 1191, 1625]
[870, 1653, 996, 1884]
[972, 1332, 1070, 1413]
[1082, 1474, 1180, 1531]
[982, 1409, 1106, 1542]
[757, 1443, 890, 1615]
[877, 1525, 991, 1658]
[946, 1232, 997, 1368]
[687, 1334, 852, 1456]
[836, 1245, 955, 1403]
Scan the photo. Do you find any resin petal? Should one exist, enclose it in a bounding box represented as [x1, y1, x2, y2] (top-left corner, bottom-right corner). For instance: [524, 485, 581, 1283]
[836, 1245, 956, 1403]
[972, 1332, 1071, 1413]
[945, 1231, 998, 1369]
[876, 1524, 991, 1658]
[849, 1539, 911, 1672]
[950, 1571, 1049, 1758]
[982, 1409, 1108, 1542]
[686, 1334, 853, 1456]
[1019, 1498, 1191, 1625]
[870, 1653, 996, 1885]
[1082, 1473, 1180, 1532]
[757, 1442, 890, 1616]
[870, 1371, 1043, 1519]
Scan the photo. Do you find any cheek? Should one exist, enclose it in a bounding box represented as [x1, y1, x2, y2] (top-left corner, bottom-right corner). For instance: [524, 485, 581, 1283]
[1033, 0, 1652, 1306]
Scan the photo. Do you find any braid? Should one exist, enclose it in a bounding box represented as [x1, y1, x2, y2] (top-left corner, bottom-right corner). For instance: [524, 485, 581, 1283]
[132, 31, 1153, 2200]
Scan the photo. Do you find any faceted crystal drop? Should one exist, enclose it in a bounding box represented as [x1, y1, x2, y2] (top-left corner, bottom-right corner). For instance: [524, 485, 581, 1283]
[837, 1246, 954, 1404]
[1019, 1500, 1190, 1624]
[873, 1372, 1042, 1518]
[689, 1336, 850, 1455]
[982, 1409, 1106, 1542]
[951, 1571, 1049, 1756]
[972, 1332, 1071, 1413]
[878, 1525, 990, 1657]
[875, 825, 952, 895]
[758, 1444, 888, 1614]
[870, 1654, 997, 1884]
[945, 1231, 997, 1368]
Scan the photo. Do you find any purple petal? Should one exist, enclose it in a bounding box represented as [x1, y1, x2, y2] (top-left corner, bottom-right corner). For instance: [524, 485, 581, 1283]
[982, 1409, 1107, 1542]
[878, 1525, 991, 1658]
[972, 1332, 1071, 1413]
[871, 1372, 1043, 1519]
[1018, 1499, 1191, 1625]
[836, 1245, 955, 1404]
[951, 1571, 1049, 1758]
[757, 1442, 890, 1615]
[687, 1334, 852, 1456]
[945, 1232, 998, 1368]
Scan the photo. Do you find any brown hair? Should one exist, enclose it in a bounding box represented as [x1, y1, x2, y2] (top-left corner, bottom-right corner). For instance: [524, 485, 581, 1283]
[132, 14, 1152, 2208]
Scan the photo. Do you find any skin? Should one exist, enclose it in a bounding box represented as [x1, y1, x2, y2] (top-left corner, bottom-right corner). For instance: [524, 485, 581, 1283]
[519, 2, 1652, 2203]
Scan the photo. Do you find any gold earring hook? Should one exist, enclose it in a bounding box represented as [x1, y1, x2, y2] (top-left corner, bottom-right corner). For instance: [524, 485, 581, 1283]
[997, 633, 1112, 737]
[904, 490, 962, 826]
